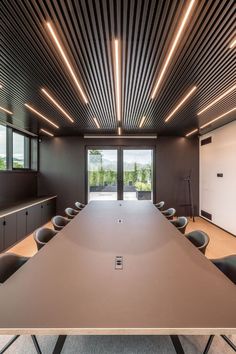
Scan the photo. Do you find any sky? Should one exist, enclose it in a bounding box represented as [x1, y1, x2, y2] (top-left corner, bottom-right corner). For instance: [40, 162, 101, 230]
[88, 149, 152, 164]
[0, 125, 24, 159]
[0, 125, 6, 156]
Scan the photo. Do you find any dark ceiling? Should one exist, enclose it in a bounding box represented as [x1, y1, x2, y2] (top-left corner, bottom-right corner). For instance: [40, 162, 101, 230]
[0, 0, 235, 137]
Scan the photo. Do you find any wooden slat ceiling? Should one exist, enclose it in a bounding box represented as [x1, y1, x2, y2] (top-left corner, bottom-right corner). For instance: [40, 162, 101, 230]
[0, 0, 235, 137]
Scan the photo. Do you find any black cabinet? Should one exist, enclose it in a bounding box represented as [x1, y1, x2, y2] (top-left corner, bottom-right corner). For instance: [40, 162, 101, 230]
[26, 204, 42, 235]
[2, 214, 17, 250]
[0, 218, 4, 252]
[0, 197, 56, 252]
[17, 210, 27, 241]
[41, 199, 56, 225]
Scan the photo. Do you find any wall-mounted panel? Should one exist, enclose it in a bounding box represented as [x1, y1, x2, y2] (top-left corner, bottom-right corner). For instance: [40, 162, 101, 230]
[200, 121, 236, 235]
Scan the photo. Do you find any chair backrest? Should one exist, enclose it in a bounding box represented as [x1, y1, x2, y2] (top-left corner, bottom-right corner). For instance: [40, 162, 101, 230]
[171, 216, 188, 234]
[162, 208, 176, 219]
[155, 201, 165, 210]
[0, 253, 29, 283]
[34, 228, 58, 250]
[185, 230, 210, 254]
[75, 201, 85, 210]
[65, 207, 79, 219]
[211, 255, 236, 285]
[51, 215, 70, 231]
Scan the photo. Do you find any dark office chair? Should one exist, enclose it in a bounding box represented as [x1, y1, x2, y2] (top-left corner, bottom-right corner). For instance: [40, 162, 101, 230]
[154, 201, 165, 210]
[51, 215, 70, 231]
[203, 255, 236, 354]
[0, 253, 42, 354]
[65, 207, 79, 219]
[161, 208, 176, 220]
[185, 230, 210, 255]
[75, 201, 85, 210]
[34, 228, 58, 250]
[170, 217, 188, 234]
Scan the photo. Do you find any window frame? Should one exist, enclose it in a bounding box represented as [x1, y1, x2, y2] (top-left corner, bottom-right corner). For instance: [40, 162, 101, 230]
[0, 123, 38, 172]
[12, 129, 31, 171]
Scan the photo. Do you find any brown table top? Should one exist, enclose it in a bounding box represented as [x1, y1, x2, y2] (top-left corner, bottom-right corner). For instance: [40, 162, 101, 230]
[0, 201, 235, 335]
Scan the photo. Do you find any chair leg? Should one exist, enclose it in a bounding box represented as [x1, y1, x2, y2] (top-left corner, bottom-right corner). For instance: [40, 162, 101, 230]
[221, 335, 236, 352]
[203, 335, 214, 354]
[31, 335, 42, 354]
[0, 335, 20, 354]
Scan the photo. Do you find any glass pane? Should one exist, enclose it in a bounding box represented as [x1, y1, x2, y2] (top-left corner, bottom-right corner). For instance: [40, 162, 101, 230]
[123, 149, 153, 201]
[0, 125, 7, 170]
[88, 149, 118, 201]
[13, 132, 29, 169]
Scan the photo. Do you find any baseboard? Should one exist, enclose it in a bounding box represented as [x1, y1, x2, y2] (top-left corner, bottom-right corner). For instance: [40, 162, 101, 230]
[199, 216, 236, 237]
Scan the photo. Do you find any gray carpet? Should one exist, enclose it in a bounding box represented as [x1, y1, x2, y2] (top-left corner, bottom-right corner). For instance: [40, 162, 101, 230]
[0, 334, 235, 353]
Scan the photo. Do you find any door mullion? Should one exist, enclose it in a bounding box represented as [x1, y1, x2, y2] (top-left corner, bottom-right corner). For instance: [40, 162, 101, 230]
[117, 148, 123, 200]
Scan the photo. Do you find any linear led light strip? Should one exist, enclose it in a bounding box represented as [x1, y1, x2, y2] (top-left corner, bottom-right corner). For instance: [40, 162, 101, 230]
[165, 86, 197, 122]
[197, 84, 236, 115]
[151, 0, 196, 99]
[25, 103, 59, 129]
[93, 117, 100, 129]
[186, 107, 236, 137]
[0, 106, 13, 115]
[185, 128, 198, 137]
[200, 107, 236, 129]
[229, 38, 236, 49]
[118, 127, 121, 135]
[139, 116, 146, 128]
[41, 88, 74, 123]
[47, 22, 88, 104]
[114, 39, 121, 122]
[40, 128, 54, 137]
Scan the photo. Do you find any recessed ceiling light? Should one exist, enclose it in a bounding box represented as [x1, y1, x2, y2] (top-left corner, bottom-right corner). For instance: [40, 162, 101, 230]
[46, 22, 88, 104]
[93, 117, 100, 129]
[197, 84, 236, 115]
[41, 88, 74, 123]
[0, 106, 13, 115]
[200, 107, 236, 129]
[139, 116, 146, 128]
[165, 86, 197, 123]
[151, 0, 196, 99]
[229, 38, 236, 49]
[25, 103, 59, 128]
[118, 127, 121, 135]
[40, 128, 54, 137]
[113, 39, 121, 121]
[185, 128, 198, 137]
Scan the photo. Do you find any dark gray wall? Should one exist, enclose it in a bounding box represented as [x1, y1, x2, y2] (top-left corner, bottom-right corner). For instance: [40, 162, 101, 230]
[38, 136, 199, 216]
[0, 171, 38, 207]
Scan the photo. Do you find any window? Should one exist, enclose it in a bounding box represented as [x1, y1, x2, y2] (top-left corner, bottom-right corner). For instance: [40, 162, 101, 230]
[0, 124, 7, 170]
[13, 132, 30, 169]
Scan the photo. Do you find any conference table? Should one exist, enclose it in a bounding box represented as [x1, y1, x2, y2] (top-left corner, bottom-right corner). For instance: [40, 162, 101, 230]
[0, 201, 235, 353]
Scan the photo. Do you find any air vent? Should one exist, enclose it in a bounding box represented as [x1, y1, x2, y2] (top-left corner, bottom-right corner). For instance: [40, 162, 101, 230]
[115, 256, 123, 270]
[201, 210, 212, 220]
[201, 137, 212, 146]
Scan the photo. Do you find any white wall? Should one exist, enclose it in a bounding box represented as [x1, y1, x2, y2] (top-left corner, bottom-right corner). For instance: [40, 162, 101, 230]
[200, 120, 236, 235]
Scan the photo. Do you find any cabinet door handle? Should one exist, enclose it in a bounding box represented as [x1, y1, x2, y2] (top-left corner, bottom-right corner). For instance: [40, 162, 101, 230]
[25, 211, 28, 216]
[3, 220, 6, 226]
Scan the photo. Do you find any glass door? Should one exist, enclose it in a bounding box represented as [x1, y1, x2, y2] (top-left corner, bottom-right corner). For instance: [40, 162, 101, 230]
[87, 149, 118, 201]
[123, 149, 153, 201]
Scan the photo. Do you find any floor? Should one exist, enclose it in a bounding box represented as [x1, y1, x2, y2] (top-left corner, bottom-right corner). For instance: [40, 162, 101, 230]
[2, 215, 236, 353]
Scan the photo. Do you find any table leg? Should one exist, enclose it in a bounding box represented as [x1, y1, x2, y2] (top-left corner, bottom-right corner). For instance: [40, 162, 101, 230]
[170, 336, 185, 354]
[52, 335, 67, 354]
